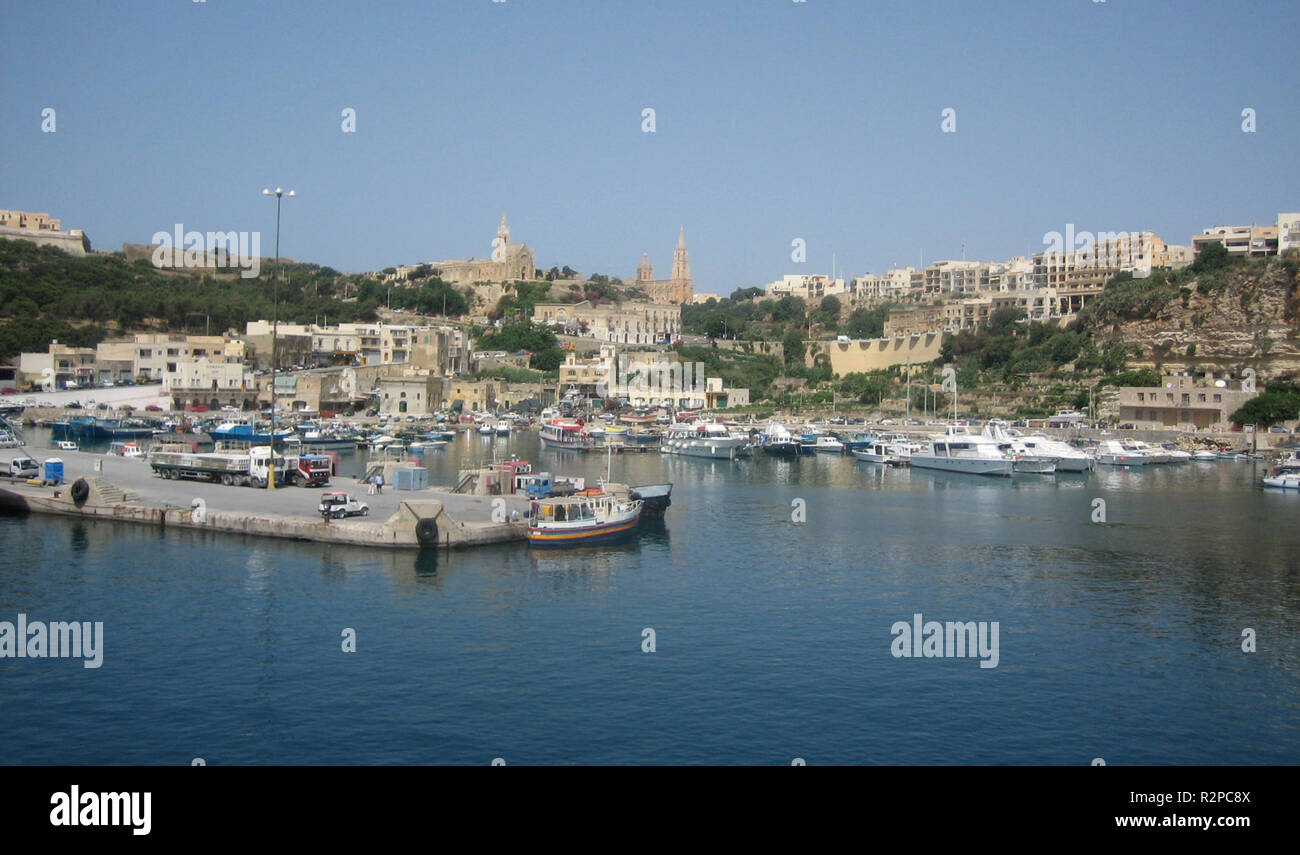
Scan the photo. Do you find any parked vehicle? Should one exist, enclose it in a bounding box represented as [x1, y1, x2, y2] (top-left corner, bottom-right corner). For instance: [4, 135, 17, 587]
[318, 492, 369, 518]
[148, 445, 301, 487]
[8, 457, 39, 478]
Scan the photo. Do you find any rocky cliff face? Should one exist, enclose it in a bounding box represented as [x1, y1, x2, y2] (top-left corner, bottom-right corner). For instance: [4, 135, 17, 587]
[1099, 259, 1300, 377]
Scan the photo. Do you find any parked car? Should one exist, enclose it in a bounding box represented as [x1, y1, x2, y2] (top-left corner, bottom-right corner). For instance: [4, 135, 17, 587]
[145, 405, 164, 412]
[8, 457, 39, 479]
[1268, 425, 1292, 434]
[318, 492, 369, 519]
[1, 387, 18, 395]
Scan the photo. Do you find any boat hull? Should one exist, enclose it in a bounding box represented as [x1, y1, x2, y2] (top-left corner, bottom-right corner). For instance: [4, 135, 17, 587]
[851, 450, 903, 466]
[663, 440, 749, 459]
[628, 484, 672, 517]
[910, 455, 1014, 476]
[526, 513, 642, 547]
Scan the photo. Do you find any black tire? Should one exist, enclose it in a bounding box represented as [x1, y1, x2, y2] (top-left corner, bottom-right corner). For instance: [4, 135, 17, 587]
[360, 507, 369, 516]
[70, 478, 90, 506]
[415, 517, 438, 547]
[251, 476, 266, 489]
[333, 509, 345, 519]
[221, 474, 233, 486]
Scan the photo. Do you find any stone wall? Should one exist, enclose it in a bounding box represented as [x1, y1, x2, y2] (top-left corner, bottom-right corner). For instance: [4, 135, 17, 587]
[805, 333, 947, 376]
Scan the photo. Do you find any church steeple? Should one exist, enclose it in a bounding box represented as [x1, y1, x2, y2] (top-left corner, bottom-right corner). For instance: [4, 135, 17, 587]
[496, 213, 511, 247]
[671, 227, 690, 282]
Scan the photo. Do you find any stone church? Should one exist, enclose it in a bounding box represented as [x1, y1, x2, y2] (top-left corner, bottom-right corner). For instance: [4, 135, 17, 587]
[430, 214, 537, 284]
[634, 228, 694, 305]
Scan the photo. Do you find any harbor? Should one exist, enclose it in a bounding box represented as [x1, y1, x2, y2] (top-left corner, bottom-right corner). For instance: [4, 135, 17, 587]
[0, 447, 532, 549]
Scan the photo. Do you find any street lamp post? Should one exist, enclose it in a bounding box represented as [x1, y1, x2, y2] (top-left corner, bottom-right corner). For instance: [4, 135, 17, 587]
[262, 187, 294, 489]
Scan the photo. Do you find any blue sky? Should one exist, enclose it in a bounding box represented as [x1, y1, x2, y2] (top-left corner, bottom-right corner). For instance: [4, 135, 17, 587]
[2, 0, 1296, 293]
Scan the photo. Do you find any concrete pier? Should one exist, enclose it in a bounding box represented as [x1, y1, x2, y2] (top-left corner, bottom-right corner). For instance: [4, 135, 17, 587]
[0, 449, 531, 549]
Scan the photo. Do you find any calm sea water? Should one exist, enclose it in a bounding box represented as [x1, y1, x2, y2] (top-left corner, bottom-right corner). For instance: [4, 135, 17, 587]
[2, 430, 1298, 765]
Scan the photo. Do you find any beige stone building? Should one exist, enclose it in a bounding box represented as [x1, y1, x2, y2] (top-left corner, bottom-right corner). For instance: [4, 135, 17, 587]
[532, 300, 680, 345]
[135, 334, 243, 381]
[425, 214, 536, 284]
[444, 378, 548, 412]
[764, 274, 847, 302]
[883, 306, 946, 337]
[378, 374, 443, 417]
[0, 209, 89, 255]
[1192, 222, 1280, 258]
[167, 359, 257, 411]
[1117, 373, 1256, 430]
[632, 228, 694, 304]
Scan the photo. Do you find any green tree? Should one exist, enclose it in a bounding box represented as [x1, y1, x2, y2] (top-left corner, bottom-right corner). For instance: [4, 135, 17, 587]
[781, 329, 805, 367]
[1230, 391, 1300, 427]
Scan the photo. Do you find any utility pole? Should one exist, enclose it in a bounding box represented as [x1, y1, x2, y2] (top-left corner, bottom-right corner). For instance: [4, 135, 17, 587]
[906, 356, 911, 419]
[261, 186, 294, 490]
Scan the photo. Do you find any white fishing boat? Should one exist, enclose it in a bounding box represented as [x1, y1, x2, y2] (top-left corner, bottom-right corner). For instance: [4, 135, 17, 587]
[56, 440, 79, 452]
[910, 428, 1014, 476]
[811, 434, 845, 454]
[755, 422, 801, 457]
[539, 418, 592, 451]
[107, 440, 146, 459]
[477, 422, 496, 435]
[495, 420, 511, 436]
[1192, 449, 1219, 462]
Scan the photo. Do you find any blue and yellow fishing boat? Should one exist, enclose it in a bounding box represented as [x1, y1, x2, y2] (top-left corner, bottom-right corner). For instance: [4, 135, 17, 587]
[525, 491, 643, 548]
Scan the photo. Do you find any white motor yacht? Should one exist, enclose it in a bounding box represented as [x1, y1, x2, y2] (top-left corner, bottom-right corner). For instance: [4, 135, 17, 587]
[662, 421, 750, 459]
[910, 427, 1014, 476]
[1097, 439, 1150, 466]
[851, 438, 906, 466]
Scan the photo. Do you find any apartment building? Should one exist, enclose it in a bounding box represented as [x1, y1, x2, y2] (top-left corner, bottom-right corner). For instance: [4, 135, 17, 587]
[763, 274, 848, 302]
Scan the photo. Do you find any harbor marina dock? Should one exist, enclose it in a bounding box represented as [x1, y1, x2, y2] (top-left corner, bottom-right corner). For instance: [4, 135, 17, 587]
[0, 448, 531, 549]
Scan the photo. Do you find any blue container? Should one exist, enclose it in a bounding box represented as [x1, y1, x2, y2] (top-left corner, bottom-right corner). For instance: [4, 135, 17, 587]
[392, 467, 428, 491]
[44, 458, 65, 484]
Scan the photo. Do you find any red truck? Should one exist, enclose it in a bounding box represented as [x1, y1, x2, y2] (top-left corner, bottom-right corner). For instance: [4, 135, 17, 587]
[294, 454, 333, 487]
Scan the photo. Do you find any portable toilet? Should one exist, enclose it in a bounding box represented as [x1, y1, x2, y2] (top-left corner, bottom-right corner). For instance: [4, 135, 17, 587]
[44, 458, 64, 485]
[392, 467, 428, 491]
